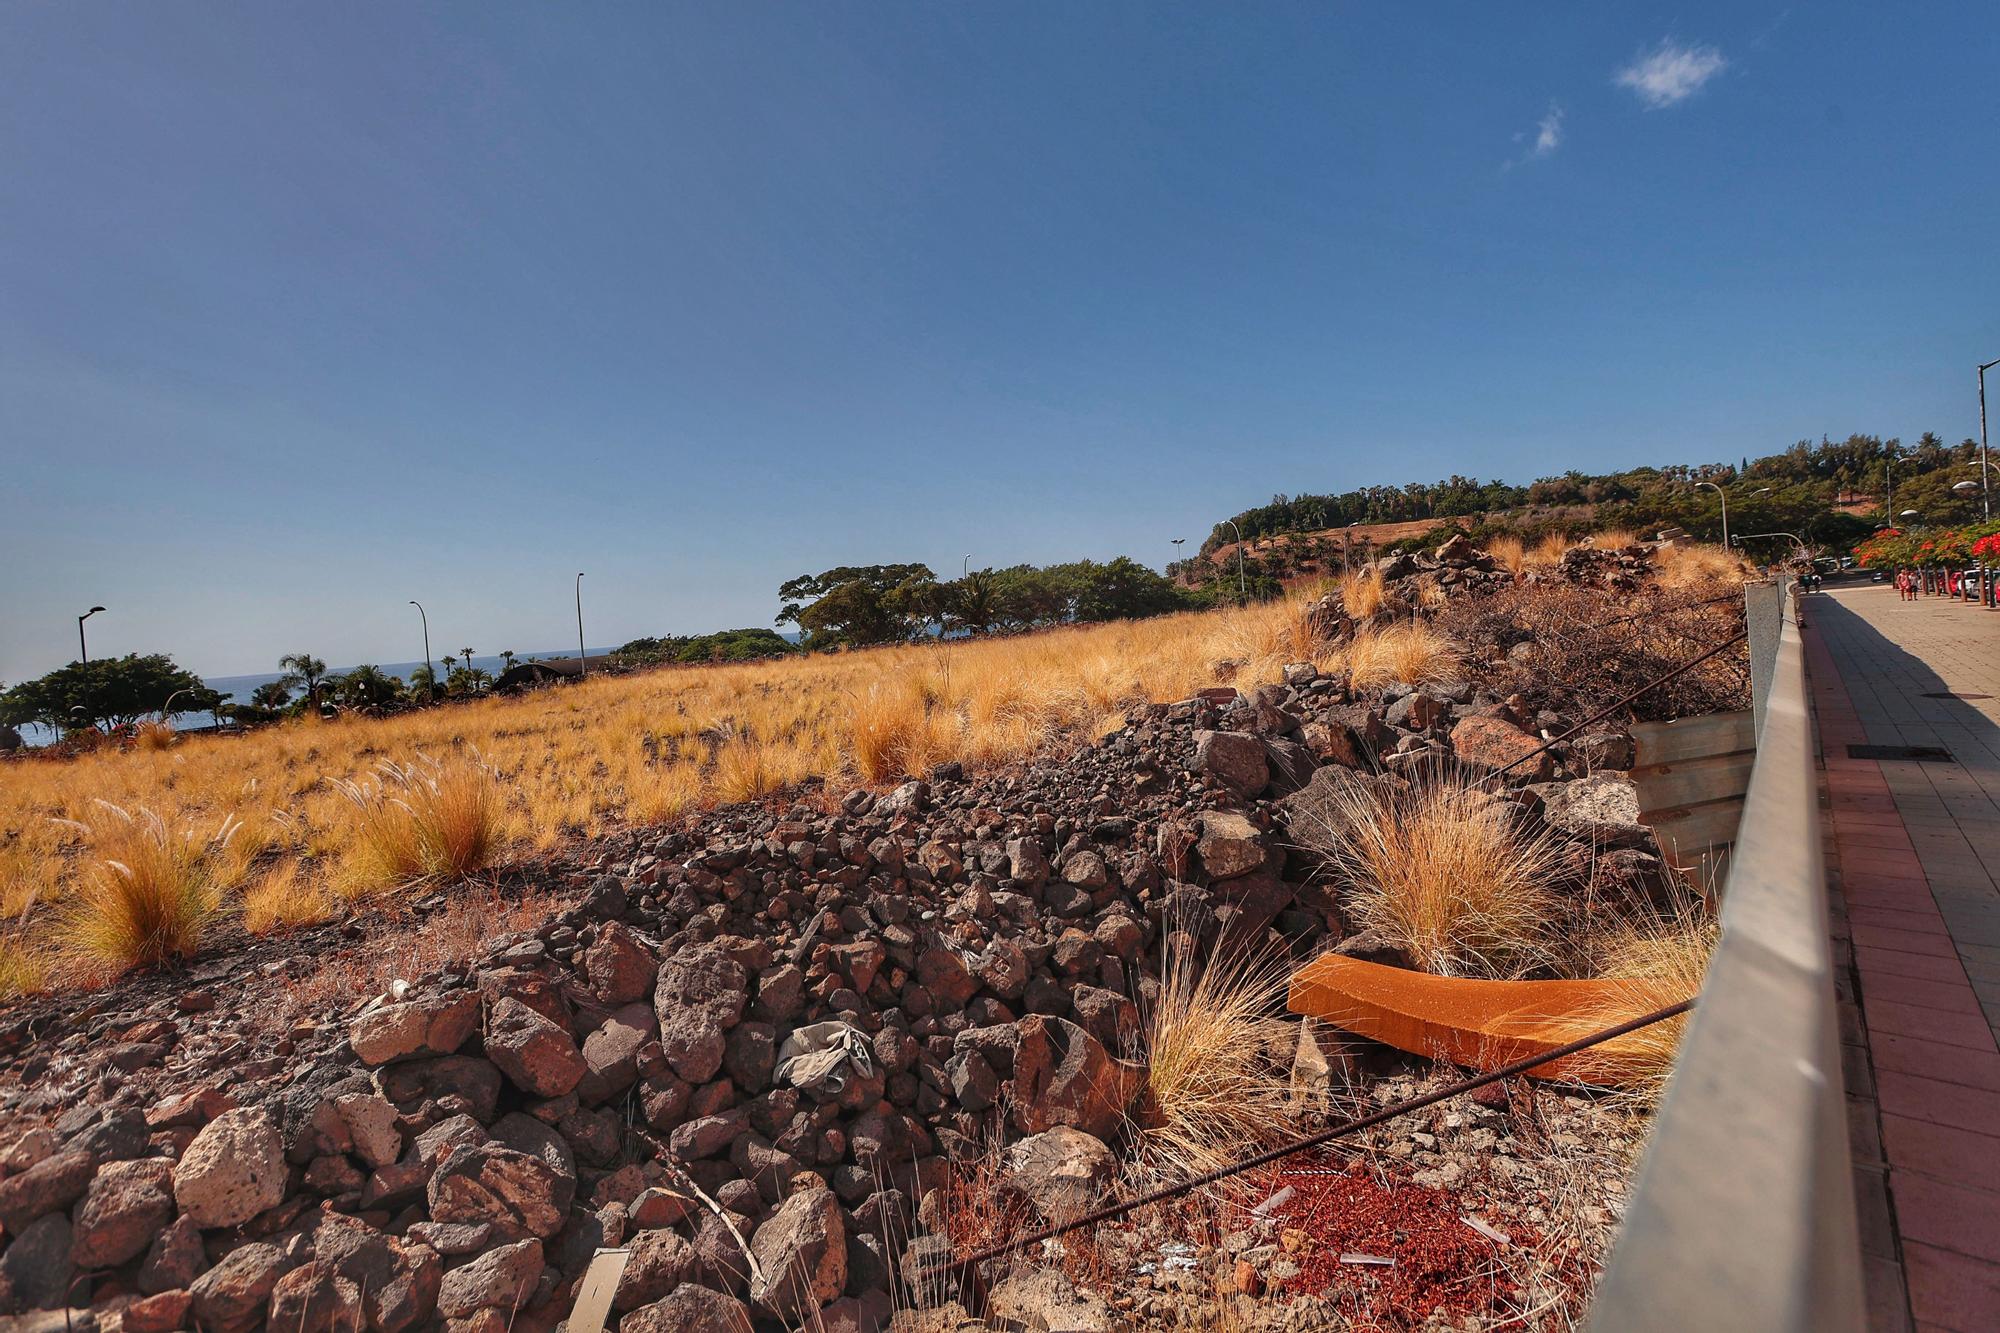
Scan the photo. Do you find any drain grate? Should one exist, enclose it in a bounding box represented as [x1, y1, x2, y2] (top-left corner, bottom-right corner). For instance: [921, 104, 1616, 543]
[1921, 691, 1993, 700]
[1848, 743, 1956, 762]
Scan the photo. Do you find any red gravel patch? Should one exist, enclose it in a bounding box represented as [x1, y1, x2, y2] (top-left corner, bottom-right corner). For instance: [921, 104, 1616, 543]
[1263, 1153, 1541, 1327]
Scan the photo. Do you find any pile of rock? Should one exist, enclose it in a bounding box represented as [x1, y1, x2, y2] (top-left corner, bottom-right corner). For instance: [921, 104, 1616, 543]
[0, 656, 1668, 1333]
[1312, 533, 1674, 641]
[1540, 543, 1656, 593]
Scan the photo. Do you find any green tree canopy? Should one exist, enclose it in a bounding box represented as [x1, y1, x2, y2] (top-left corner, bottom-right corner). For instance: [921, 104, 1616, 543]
[0, 654, 207, 732]
[776, 564, 938, 649]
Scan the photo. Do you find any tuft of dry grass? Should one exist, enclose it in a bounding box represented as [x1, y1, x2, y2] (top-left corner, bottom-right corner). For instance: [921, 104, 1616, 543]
[1585, 527, 1638, 550]
[330, 754, 499, 896]
[1487, 534, 1528, 578]
[1654, 539, 1749, 589]
[1530, 531, 1572, 565]
[56, 803, 240, 978]
[132, 721, 178, 752]
[1342, 622, 1460, 691]
[1562, 915, 1717, 1096]
[1320, 771, 1562, 978]
[1132, 931, 1299, 1183]
[0, 937, 47, 1000]
[242, 860, 336, 934]
[1338, 568, 1387, 619]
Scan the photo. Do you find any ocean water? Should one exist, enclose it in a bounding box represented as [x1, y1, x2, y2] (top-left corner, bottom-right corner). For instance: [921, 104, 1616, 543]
[14, 648, 619, 746]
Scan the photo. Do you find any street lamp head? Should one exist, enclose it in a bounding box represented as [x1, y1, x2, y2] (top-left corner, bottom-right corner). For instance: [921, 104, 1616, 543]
[1752, 487, 1772, 496]
[1899, 509, 1921, 518]
[84, 606, 105, 616]
[1954, 481, 1980, 492]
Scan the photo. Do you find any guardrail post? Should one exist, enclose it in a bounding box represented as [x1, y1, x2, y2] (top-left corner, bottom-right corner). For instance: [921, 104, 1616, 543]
[1745, 577, 1786, 740]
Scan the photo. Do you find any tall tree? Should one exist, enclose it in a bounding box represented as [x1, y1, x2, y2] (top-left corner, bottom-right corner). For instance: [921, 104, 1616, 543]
[278, 653, 329, 712]
[0, 654, 206, 732]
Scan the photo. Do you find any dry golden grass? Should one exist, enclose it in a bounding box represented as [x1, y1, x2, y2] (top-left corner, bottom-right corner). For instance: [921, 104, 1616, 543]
[1653, 540, 1751, 589]
[330, 755, 501, 897]
[1585, 527, 1638, 550]
[1341, 621, 1460, 691]
[0, 599, 1322, 990]
[242, 860, 336, 935]
[1562, 915, 1717, 1096]
[1531, 531, 1571, 565]
[1320, 771, 1561, 978]
[1487, 534, 1528, 577]
[55, 803, 242, 979]
[132, 721, 178, 753]
[1132, 931, 1299, 1183]
[1337, 568, 1387, 619]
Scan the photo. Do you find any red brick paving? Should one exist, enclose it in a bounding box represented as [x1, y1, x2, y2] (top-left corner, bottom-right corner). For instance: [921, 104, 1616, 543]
[1810, 605, 2000, 1332]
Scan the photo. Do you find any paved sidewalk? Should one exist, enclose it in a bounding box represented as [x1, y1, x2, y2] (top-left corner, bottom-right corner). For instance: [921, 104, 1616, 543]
[1808, 582, 2000, 1331]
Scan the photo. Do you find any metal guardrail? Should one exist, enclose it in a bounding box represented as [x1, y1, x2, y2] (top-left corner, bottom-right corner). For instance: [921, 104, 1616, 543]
[1589, 581, 1864, 1331]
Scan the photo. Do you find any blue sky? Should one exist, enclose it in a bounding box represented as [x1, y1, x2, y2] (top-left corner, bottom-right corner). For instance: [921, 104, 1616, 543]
[3, 3, 1996, 680]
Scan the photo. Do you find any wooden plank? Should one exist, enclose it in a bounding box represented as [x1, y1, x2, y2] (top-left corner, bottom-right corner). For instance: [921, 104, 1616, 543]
[1630, 750, 1758, 812]
[1648, 797, 1746, 866]
[1631, 711, 1755, 767]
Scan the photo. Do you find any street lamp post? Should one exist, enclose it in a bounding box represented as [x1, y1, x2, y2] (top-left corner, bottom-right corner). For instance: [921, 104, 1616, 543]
[77, 606, 105, 663]
[1694, 482, 1730, 550]
[1979, 359, 1997, 523]
[575, 573, 587, 679]
[1221, 521, 1248, 600]
[409, 601, 435, 700]
[962, 554, 971, 579]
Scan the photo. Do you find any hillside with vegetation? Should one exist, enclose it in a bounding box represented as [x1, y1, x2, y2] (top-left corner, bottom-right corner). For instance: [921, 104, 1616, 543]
[1184, 432, 1991, 591]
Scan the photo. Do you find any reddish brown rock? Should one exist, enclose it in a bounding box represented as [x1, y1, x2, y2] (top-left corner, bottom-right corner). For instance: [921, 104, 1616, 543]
[71, 1157, 176, 1269]
[585, 922, 659, 1005]
[1451, 714, 1552, 780]
[0, 1149, 92, 1235]
[484, 996, 587, 1098]
[121, 1289, 194, 1333]
[347, 991, 480, 1066]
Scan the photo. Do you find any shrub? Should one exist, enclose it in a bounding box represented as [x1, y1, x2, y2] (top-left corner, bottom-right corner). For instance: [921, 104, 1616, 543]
[331, 755, 499, 895]
[56, 802, 239, 977]
[1319, 771, 1560, 978]
[1132, 930, 1298, 1181]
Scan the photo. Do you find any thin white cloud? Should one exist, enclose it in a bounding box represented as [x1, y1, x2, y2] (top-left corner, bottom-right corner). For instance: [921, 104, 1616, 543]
[1616, 39, 1727, 109]
[1505, 103, 1564, 169]
[1533, 104, 1564, 156]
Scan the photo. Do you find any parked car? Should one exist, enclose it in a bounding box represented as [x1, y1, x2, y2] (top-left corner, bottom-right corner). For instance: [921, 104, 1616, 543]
[1871, 570, 1886, 582]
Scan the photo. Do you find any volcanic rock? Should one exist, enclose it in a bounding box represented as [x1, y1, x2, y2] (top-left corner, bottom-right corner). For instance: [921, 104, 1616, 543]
[748, 1184, 846, 1320]
[485, 996, 587, 1098]
[71, 1157, 176, 1270]
[173, 1107, 287, 1229]
[347, 991, 480, 1066]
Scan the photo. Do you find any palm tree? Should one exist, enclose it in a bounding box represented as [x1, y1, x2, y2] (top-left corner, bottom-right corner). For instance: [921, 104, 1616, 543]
[406, 664, 438, 702]
[459, 648, 482, 693]
[278, 653, 329, 713]
[249, 680, 293, 712]
[441, 654, 457, 673]
[338, 664, 401, 710]
[499, 650, 517, 672]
